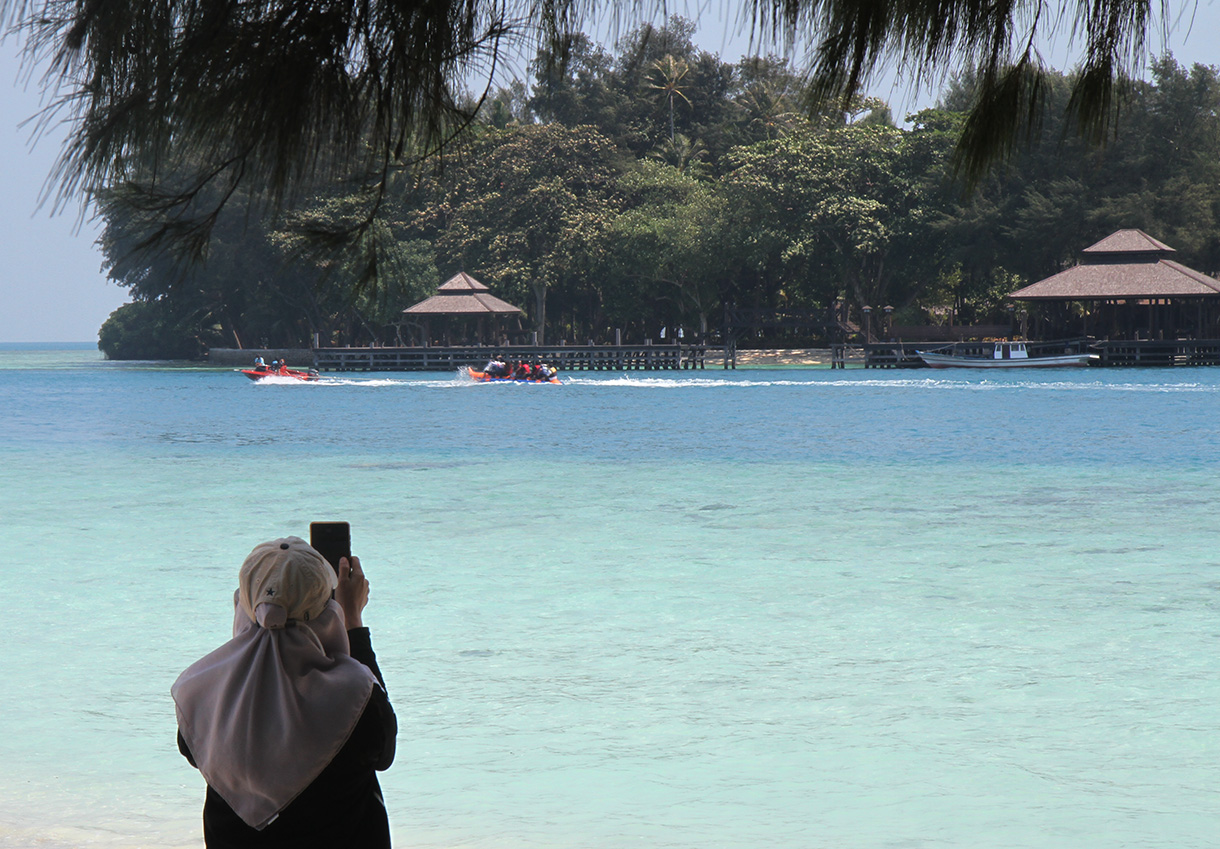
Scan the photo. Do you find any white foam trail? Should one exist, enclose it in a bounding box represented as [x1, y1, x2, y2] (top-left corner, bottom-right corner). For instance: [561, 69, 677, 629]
[248, 375, 316, 386]
[249, 370, 476, 388]
[247, 370, 1220, 393]
[559, 375, 1220, 391]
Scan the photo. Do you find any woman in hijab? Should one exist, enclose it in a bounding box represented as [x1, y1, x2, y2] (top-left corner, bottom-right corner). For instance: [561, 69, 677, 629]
[172, 537, 398, 847]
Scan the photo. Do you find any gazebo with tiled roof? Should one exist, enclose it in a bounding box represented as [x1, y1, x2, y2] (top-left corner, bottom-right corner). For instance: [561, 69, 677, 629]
[400, 272, 525, 345]
[1009, 229, 1220, 340]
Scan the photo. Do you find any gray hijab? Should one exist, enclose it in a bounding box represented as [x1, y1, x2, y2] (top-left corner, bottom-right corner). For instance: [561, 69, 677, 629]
[172, 538, 378, 830]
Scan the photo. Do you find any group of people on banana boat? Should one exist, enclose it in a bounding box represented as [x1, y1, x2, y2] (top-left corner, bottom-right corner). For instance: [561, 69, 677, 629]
[482, 357, 559, 381]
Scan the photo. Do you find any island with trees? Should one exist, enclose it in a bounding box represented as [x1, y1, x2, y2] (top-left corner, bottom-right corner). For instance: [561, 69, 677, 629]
[89, 16, 1220, 359]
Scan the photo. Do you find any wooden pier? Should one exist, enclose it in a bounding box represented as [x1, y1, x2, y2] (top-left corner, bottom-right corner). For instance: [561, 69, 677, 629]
[312, 344, 730, 372]
[861, 341, 939, 368]
[862, 337, 1220, 367]
[1090, 339, 1220, 366]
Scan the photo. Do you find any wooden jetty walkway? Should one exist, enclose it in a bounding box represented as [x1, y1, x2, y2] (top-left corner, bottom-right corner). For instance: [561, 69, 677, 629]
[311, 344, 732, 372]
[861, 338, 1220, 367]
[210, 337, 1220, 371]
[1089, 339, 1220, 366]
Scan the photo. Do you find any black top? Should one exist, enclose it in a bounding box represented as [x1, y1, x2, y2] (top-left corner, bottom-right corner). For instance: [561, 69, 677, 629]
[178, 627, 398, 848]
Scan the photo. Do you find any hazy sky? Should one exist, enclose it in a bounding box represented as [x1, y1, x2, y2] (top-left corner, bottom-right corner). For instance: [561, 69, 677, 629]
[0, 42, 124, 344]
[1, 2, 1219, 342]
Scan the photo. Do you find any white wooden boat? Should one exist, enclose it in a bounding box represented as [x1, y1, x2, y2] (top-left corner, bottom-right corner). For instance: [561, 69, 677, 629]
[917, 341, 1098, 369]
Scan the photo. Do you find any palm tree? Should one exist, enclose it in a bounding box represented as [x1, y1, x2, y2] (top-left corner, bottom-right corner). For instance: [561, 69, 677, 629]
[645, 55, 692, 142]
[648, 133, 710, 177]
[735, 82, 800, 140]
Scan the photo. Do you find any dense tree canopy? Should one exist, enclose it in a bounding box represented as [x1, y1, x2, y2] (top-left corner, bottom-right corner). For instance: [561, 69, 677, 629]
[429, 123, 623, 344]
[721, 121, 953, 312]
[88, 18, 1220, 357]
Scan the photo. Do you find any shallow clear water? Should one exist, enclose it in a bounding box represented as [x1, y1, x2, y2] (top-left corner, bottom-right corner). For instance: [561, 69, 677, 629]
[1, 348, 1217, 848]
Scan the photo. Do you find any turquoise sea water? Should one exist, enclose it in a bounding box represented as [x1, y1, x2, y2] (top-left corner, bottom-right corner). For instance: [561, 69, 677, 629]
[1, 346, 1217, 849]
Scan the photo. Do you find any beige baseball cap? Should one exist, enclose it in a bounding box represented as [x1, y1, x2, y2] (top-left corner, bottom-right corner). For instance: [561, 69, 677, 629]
[238, 536, 337, 628]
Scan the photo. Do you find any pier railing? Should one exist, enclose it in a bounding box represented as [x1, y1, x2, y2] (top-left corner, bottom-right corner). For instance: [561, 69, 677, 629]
[312, 344, 730, 372]
[1091, 339, 1220, 366]
[861, 337, 1220, 367]
[211, 338, 1220, 370]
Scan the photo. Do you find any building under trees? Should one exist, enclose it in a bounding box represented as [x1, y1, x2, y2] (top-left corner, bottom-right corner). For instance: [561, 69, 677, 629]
[1011, 230, 1220, 341]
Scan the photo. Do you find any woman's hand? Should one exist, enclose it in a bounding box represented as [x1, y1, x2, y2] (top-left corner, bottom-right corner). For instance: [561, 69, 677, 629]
[336, 555, 369, 629]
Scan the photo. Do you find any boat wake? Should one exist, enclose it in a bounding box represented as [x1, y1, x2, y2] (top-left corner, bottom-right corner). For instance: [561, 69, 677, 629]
[561, 375, 1220, 392]
[248, 374, 320, 386]
[249, 371, 1220, 393]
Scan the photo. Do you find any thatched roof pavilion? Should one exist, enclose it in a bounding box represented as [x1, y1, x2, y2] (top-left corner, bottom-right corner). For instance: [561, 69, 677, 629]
[1009, 229, 1220, 339]
[1011, 230, 1220, 301]
[402, 272, 525, 317]
[400, 272, 524, 346]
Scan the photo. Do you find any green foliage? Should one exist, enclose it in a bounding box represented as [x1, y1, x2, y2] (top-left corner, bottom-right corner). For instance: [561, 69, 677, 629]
[603, 160, 729, 334]
[98, 301, 213, 360]
[84, 17, 1220, 352]
[271, 191, 439, 343]
[720, 120, 954, 313]
[98, 168, 441, 351]
[14, 0, 519, 245]
[647, 133, 710, 176]
[7, 0, 1190, 269]
[645, 54, 694, 141]
[937, 57, 1220, 284]
[96, 181, 291, 351]
[797, 0, 1162, 181]
[429, 124, 622, 343]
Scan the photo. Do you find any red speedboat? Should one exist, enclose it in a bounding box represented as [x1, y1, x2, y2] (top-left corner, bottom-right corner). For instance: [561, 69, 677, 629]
[240, 366, 321, 382]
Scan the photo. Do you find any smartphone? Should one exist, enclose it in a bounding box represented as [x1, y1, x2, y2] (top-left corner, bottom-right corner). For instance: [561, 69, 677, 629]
[310, 521, 351, 573]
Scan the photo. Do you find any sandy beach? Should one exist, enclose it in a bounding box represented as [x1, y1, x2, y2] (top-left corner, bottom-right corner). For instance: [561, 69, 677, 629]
[731, 347, 862, 366]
